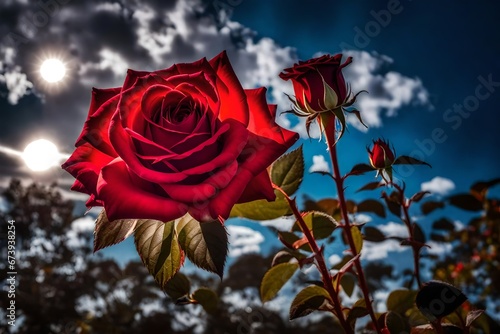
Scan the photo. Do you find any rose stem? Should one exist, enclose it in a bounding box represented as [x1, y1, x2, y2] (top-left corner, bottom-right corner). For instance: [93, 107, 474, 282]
[321, 111, 382, 333]
[274, 185, 353, 334]
[391, 182, 423, 289]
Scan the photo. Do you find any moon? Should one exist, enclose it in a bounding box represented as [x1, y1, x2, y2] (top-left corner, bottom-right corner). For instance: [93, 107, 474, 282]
[22, 139, 61, 172]
[40, 58, 66, 83]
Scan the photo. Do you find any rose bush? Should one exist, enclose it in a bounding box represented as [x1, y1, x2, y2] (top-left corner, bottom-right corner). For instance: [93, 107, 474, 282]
[62, 51, 298, 223]
[279, 54, 353, 113]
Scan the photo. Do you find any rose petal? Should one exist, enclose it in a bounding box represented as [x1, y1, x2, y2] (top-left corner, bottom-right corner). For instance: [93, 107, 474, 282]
[237, 169, 275, 203]
[87, 87, 121, 118]
[75, 89, 121, 156]
[62, 142, 115, 197]
[239, 130, 298, 177]
[206, 166, 254, 220]
[209, 51, 249, 126]
[135, 122, 227, 171]
[245, 87, 298, 145]
[96, 158, 188, 222]
[160, 160, 238, 203]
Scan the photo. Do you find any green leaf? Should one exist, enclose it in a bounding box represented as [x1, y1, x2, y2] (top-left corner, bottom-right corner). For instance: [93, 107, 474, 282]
[351, 225, 363, 254]
[413, 223, 426, 244]
[134, 220, 184, 288]
[94, 209, 139, 252]
[356, 181, 384, 192]
[272, 250, 305, 267]
[303, 197, 339, 216]
[466, 309, 484, 327]
[229, 190, 292, 220]
[192, 288, 219, 314]
[393, 155, 431, 167]
[421, 200, 445, 215]
[385, 311, 410, 334]
[340, 273, 356, 297]
[411, 191, 431, 203]
[271, 145, 304, 195]
[432, 218, 455, 231]
[349, 163, 374, 176]
[332, 254, 353, 270]
[382, 191, 402, 217]
[416, 280, 467, 321]
[386, 289, 417, 314]
[357, 199, 386, 218]
[448, 194, 483, 211]
[289, 285, 331, 320]
[260, 262, 299, 302]
[164, 272, 191, 300]
[363, 226, 386, 242]
[176, 214, 228, 278]
[471, 178, 500, 199]
[278, 231, 312, 252]
[347, 299, 369, 328]
[292, 211, 338, 239]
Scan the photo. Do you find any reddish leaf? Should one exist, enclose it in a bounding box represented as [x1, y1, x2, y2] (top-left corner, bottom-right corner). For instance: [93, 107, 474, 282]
[357, 181, 384, 192]
[421, 200, 445, 215]
[416, 280, 467, 321]
[393, 155, 431, 167]
[411, 191, 430, 203]
[448, 194, 483, 211]
[349, 163, 375, 176]
[357, 199, 386, 218]
[432, 218, 455, 231]
[363, 226, 386, 242]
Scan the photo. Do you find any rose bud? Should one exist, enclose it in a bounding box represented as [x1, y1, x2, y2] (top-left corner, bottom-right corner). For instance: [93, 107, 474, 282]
[367, 139, 395, 170]
[62, 51, 298, 223]
[279, 54, 353, 114]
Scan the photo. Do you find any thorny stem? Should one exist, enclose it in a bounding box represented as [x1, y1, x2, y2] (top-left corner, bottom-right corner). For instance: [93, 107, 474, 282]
[321, 111, 382, 334]
[392, 182, 423, 289]
[273, 185, 353, 334]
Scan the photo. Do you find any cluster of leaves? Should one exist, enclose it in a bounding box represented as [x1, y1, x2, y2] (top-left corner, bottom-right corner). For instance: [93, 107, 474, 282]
[223, 145, 499, 333]
[426, 179, 500, 313]
[0, 179, 350, 333]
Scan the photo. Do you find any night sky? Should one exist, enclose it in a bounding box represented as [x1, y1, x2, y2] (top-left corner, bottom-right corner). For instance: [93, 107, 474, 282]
[1, 0, 500, 273]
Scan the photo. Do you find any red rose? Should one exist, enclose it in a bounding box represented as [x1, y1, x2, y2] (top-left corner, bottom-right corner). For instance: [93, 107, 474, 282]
[279, 54, 352, 113]
[367, 139, 395, 170]
[62, 51, 298, 222]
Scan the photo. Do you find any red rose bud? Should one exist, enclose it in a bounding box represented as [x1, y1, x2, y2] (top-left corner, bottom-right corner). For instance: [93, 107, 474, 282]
[367, 139, 395, 170]
[62, 51, 298, 223]
[280, 54, 352, 113]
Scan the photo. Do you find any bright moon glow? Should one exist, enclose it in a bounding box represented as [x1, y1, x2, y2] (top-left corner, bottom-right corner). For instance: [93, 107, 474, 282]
[40, 58, 66, 83]
[23, 139, 60, 172]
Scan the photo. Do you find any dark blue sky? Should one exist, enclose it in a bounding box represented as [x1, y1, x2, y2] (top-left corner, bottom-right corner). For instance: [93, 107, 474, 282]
[233, 0, 500, 196]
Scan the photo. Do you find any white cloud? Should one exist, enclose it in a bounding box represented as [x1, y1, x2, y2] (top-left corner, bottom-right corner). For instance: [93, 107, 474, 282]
[309, 154, 330, 173]
[0, 65, 33, 104]
[341, 50, 430, 132]
[421, 176, 456, 196]
[0, 47, 33, 104]
[79, 49, 129, 87]
[361, 222, 409, 261]
[227, 225, 264, 257]
[377, 221, 408, 238]
[425, 240, 452, 256]
[71, 216, 95, 233]
[362, 238, 408, 261]
[259, 216, 295, 231]
[328, 254, 342, 267]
